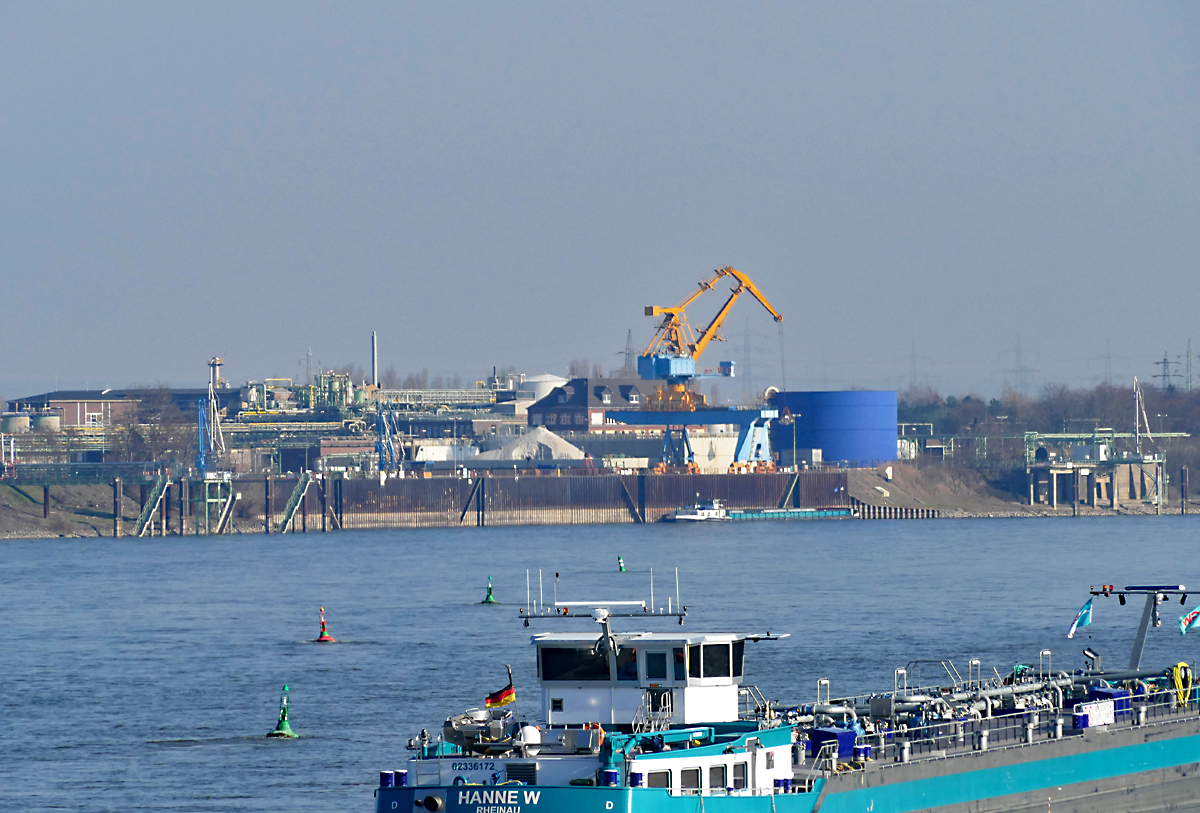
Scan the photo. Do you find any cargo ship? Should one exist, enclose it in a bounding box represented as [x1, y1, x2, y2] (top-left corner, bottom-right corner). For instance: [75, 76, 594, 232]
[664, 498, 854, 522]
[373, 585, 1200, 813]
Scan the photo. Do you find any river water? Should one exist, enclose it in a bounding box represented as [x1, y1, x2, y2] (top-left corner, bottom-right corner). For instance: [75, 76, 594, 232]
[4, 516, 1199, 811]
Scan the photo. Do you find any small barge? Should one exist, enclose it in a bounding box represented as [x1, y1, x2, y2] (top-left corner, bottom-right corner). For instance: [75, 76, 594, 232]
[664, 498, 854, 522]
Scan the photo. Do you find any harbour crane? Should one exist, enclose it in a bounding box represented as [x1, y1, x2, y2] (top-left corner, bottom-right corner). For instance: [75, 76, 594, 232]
[196, 358, 226, 474]
[376, 404, 401, 472]
[639, 267, 783, 410]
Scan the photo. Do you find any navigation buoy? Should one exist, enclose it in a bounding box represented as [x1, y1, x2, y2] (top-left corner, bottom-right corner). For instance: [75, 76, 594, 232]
[618, 556, 626, 572]
[482, 576, 498, 604]
[315, 607, 336, 642]
[267, 685, 298, 738]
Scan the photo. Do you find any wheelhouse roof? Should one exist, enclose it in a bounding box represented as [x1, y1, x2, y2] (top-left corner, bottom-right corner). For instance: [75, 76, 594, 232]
[529, 632, 786, 646]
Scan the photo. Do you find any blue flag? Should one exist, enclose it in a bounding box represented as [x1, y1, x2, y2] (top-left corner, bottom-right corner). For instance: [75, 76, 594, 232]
[1067, 598, 1093, 639]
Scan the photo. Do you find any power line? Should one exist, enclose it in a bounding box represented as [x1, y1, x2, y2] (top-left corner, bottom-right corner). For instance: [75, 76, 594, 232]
[777, 323, 787, 392]
[741, 320, 753, 402]
[1154, 350, 1181, 389]
[1186, 339, 1194, 391]
[1000, 336, 1039, 395]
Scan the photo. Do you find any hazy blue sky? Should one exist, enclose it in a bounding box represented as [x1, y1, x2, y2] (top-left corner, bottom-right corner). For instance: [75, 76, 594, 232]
[2, 2, 1197, 400]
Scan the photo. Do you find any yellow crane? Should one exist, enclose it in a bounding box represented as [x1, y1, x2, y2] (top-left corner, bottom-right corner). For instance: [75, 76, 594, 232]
[640, 267, 783, 410]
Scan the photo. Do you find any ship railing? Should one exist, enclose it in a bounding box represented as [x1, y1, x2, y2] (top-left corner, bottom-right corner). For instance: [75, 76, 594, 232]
[1140, 690, 1198, 722]
[815, 741, 839, 776]
[412, 758, 442, 786]
[631, 689, 673, 733]
[904, 660, 964, 690]
[791, 775, 821, 793]
[868, 693, 1200, 766]
[1070, 691, 1197, 726]
[828, 681, 986, 708]
[679, 787, 805, 797]
[871, 712, 1043, 761]
[739, 685, 772, 720]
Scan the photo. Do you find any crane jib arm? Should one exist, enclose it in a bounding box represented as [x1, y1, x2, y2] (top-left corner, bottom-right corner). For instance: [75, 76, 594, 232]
[642, 267, 782, 361]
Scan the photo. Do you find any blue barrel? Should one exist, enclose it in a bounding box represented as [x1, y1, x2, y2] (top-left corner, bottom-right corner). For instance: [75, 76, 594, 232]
[395, 770, 408, 787]
[379, 771, 394, 788]
[774, 779, 783, 792]
[601, 769, 620, 787]
[783, 778, 793, 793]
[629, 772, 644, 787]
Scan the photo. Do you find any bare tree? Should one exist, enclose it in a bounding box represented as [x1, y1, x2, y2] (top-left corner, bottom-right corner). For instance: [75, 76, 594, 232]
[380, 364, 400, 389]
[110, 385, 197, 464]
[333, 363, 368, 384]
[402, 368, 429, 389]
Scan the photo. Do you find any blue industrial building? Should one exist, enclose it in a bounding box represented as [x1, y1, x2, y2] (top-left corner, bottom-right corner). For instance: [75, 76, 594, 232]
[771, 390, 897, 465]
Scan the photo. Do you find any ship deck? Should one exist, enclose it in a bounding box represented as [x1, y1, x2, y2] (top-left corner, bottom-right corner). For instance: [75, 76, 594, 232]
[792, 693, 1200, 788]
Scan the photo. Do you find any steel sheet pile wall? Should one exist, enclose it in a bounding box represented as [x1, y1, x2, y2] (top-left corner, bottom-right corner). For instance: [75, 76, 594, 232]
[788, 470, 851, 509]
[236, 471, 852, 530]
[340, 477, 474, 529]
[484, 476, 632, 527]
[228, 479, 257, 530]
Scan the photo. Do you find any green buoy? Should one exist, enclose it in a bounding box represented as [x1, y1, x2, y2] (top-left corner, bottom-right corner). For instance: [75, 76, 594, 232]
[482, 575, 498, 604]
[267, 684, 298, 738]
[618, 556, 626, 572]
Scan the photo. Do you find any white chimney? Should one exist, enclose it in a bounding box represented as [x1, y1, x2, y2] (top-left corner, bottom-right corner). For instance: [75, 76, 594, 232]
[371, 331, 378, 388]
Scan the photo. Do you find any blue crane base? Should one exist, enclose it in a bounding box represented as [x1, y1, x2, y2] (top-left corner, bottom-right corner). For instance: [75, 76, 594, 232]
[603, 408, 777, 464]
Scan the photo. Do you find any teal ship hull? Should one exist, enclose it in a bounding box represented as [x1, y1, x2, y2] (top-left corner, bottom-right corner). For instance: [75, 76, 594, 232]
[818, 718, 1200, 813]
[726, 508, 853, 521]
[379, 720, 1200, 813]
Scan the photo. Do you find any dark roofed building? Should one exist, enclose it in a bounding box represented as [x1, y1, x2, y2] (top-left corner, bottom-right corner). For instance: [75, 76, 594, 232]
[7, 388, 239, 427]
[527, 377, 647, 431]
[7, 390, 137, 427]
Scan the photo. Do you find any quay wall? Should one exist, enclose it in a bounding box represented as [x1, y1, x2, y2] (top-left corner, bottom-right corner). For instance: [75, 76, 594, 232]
[1, 467, 955, 538]
[242, 471, 855, 531]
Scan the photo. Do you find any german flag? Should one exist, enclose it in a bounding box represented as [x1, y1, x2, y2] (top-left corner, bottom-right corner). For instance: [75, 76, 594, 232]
[486, 665, 516, 708]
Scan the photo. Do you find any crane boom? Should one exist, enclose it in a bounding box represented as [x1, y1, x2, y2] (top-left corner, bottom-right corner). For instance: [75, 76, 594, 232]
[643, 267, 782, 362]
[691, 268, 782, 359]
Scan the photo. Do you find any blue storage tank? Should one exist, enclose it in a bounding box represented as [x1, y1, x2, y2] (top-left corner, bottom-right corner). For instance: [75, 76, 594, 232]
[772, 391, 897, 465]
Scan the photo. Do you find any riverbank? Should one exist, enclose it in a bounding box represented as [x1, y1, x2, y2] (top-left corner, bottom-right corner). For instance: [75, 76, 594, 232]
[0, 465, 1190, 539]
[0, 483, 271, 539]
[847, 463, 1189, 518]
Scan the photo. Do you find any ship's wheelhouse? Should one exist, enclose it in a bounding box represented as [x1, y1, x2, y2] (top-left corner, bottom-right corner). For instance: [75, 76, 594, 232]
[533, 632, 751, 727]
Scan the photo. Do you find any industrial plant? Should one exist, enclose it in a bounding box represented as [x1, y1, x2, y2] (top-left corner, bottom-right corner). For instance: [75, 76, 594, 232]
[1, 268, 1192, 536]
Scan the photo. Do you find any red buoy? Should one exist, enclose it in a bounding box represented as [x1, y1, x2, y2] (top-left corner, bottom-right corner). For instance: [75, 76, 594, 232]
[315, 607, 336, 642]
